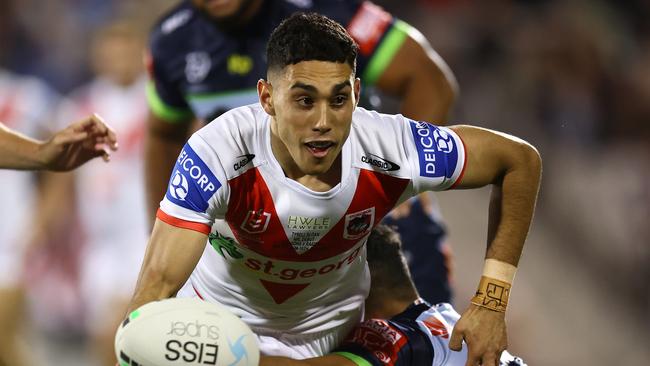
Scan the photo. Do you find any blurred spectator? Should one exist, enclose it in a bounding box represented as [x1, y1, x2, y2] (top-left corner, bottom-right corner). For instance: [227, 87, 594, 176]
[31, 21, 149, 366]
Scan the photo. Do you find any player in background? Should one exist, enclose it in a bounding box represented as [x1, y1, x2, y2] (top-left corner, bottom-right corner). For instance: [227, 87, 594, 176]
[261, 224, 527, 366]
[145, 0, 458, 304]
[32, 22, 147, 366]
[126, 13, 541, 363]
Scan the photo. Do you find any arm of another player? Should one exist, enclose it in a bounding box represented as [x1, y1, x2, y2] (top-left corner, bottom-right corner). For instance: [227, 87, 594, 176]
[144, 111, 195, 225]
[0, 114, 117, 171]
[126, 218, 207, 314]
[446, 125, 542, 366]
[372, 23, 458, 123]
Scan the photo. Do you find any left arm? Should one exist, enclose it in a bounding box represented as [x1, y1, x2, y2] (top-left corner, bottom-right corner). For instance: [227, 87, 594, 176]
[374, 26, 458, 123]
[446, 125, 542, 366]
[0, 114, 117, 171]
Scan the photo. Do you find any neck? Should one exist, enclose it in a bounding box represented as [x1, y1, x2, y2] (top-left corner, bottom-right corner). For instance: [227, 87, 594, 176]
[365, 298, 416, 319]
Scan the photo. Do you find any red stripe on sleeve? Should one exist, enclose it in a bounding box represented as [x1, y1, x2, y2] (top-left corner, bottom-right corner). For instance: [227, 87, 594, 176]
[449, 133, 468, 189]
[156, 208, 211, 235]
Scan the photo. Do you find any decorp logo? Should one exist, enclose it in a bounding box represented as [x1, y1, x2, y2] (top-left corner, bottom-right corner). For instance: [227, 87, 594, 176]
[166, 144, 221, 212]
[409, 121, 459, 179]
[169, 171, 189, 201]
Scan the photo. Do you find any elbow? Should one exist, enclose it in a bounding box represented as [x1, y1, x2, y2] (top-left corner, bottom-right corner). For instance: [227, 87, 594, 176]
[517, 141, 543, 182]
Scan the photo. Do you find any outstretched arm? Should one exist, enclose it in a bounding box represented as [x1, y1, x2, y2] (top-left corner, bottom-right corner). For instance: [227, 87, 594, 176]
[0, 114, 117, 171]
[446, 125, 542, 366]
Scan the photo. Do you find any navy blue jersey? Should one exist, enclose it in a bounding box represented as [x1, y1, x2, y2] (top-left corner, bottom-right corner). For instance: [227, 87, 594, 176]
[146, 0, 412, 122]
[333, 301, 527, 366]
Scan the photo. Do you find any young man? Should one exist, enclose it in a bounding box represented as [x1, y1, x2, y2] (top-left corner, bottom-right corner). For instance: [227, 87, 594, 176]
[261, 225, 527, 366]
[127, 13, 541, 364]
[146, 0, 458, 304]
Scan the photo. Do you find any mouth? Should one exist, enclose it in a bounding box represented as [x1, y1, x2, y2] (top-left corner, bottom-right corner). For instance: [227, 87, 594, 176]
[304, 141, 336, 158]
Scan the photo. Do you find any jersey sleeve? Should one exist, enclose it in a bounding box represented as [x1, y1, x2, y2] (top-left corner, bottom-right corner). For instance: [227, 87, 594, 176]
[403, 119, 467, 192]
[157, 134, 228, 234]
[333, 319, 408, 366]
[343, 1, 413, 86]
[145, 37, 193, 123]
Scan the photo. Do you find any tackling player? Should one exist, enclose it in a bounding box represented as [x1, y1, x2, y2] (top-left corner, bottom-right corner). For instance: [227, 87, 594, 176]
[145, 0, 458, 304]
[260, 224, 527, 366]
[126, 13, 541, 364]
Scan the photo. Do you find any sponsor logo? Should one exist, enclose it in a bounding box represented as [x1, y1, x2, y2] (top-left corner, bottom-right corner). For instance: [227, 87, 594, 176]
[209, 232, 243, 259]
[227, 54, 253, 76]
[343, 208, 375, 240]
[169, 170, 189, 201]
[185, 51, 211, 83]
[361, 153, 400, 171]
[233, 154, 255, 171]
[167, 320, 220, 340]
[227, 334, 250, 366]
[244, 246, 362, 280]
[409, 121, 459, 178]
[165, 340, 219, 364]
[166, 144, 221, 212]
[287, 215, 332, 254]
[240, 209, 271, 234]
[421, 315, 450, 339]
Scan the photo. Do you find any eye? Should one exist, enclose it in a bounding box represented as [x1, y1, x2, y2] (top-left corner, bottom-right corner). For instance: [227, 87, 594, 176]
[296, 96, 314, 107]
[331, 95, 348, 107]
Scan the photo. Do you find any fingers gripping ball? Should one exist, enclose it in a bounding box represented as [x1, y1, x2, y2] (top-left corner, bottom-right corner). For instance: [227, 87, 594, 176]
[115, 298, 260, 366]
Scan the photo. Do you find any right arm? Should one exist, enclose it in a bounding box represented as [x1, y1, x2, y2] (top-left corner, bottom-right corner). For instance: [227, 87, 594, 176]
[126, 218, 207, 313]
[144, 112, 192, 224]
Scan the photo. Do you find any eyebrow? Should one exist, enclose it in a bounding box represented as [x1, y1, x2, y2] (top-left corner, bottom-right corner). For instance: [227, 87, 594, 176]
[290, 80, 351, 94]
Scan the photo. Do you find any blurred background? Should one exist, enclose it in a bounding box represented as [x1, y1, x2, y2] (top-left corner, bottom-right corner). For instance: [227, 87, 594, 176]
[0, 0, 648, 365]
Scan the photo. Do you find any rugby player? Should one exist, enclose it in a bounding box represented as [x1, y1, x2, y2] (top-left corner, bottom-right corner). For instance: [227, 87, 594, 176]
[261, 224, 527, 366]
[145, 0, 458, 304]
[126, 13, 541, 364]
[0, 114, 117, 171]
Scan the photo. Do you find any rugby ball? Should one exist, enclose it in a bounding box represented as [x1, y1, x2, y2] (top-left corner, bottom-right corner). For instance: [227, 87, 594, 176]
[115, 298, 259, 366]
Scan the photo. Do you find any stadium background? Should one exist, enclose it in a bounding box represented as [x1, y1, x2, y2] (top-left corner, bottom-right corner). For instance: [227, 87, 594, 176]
[1, 0, 648, 364]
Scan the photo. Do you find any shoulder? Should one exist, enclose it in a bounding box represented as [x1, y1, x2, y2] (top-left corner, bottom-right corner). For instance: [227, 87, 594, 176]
[149, 3, 203, 58]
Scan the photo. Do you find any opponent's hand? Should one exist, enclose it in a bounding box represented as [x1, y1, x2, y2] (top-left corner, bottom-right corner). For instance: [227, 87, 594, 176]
[40, 114, 118, 171]
[449, 304, 508, 366]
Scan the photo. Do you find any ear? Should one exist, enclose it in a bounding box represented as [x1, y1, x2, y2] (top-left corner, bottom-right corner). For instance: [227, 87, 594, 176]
[257, 78, 275, 116]
[353, 77, 361, 107]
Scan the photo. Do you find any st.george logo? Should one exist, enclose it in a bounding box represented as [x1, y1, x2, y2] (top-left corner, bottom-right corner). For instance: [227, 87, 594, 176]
[169, 170, 189, 201]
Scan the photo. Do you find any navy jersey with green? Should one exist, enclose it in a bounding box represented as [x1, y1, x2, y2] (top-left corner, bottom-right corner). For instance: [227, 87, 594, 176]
[147, 0, 411, 123]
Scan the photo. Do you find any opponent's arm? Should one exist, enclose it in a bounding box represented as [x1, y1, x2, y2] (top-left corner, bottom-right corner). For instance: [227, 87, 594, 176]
[447, 125, 542, 366]
[260, 354, 355, 366]
[126, 218, 207, 314]
[144, 112, 193, 224]
[0, 114, 117, 171]
[374, 27, 458, 124]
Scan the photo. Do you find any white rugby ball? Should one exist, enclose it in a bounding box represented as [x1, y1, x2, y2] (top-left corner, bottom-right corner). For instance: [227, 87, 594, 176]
[115, 298, 259, 366]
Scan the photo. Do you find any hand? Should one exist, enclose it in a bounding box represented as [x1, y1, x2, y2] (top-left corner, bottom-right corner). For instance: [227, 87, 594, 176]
[449, 304, 508, 366]
[40, 114, 118, 171]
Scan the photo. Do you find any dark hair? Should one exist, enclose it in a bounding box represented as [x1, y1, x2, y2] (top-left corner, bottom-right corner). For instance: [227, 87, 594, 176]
[366, 225, 418, 306]
[266, 12, 358, 73]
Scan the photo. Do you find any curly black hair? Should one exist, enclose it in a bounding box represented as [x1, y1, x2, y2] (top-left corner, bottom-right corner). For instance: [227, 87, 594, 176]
[266, 12, 358, 73]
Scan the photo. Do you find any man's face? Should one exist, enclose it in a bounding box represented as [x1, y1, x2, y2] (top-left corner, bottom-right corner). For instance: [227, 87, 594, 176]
[259, 61, 360, 177]
[191, 0, 251, 19]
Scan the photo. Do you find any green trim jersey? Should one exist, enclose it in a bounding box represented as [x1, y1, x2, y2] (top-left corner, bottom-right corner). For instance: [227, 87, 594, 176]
[146, 0, 411, 123]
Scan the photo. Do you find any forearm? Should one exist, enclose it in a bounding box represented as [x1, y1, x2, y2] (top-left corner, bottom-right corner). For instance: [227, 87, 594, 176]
[0, 123, 46, 170]
[485, 144, 542, 265]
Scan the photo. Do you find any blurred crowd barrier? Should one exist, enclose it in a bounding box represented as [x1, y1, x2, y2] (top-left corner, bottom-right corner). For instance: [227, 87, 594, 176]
[0, 0, 648, 365]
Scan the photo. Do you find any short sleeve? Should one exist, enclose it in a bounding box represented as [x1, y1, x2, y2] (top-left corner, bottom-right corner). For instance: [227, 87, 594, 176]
[158, 134, 228, 234]
[404, 120, 467, 193]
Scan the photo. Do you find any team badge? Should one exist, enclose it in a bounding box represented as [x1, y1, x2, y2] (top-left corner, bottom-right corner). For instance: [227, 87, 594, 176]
[240, 209, 271, 234]
[185, 51, 211, 83]
[343, 208, 375, 240]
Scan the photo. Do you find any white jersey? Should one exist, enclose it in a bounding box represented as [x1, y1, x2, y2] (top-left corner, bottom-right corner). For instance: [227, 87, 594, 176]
[159, 104, 466, 336]
[0, 69, 58, 287]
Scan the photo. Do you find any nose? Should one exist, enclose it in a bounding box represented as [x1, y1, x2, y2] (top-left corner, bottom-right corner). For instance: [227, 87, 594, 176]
[312, 104, 332, 133]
